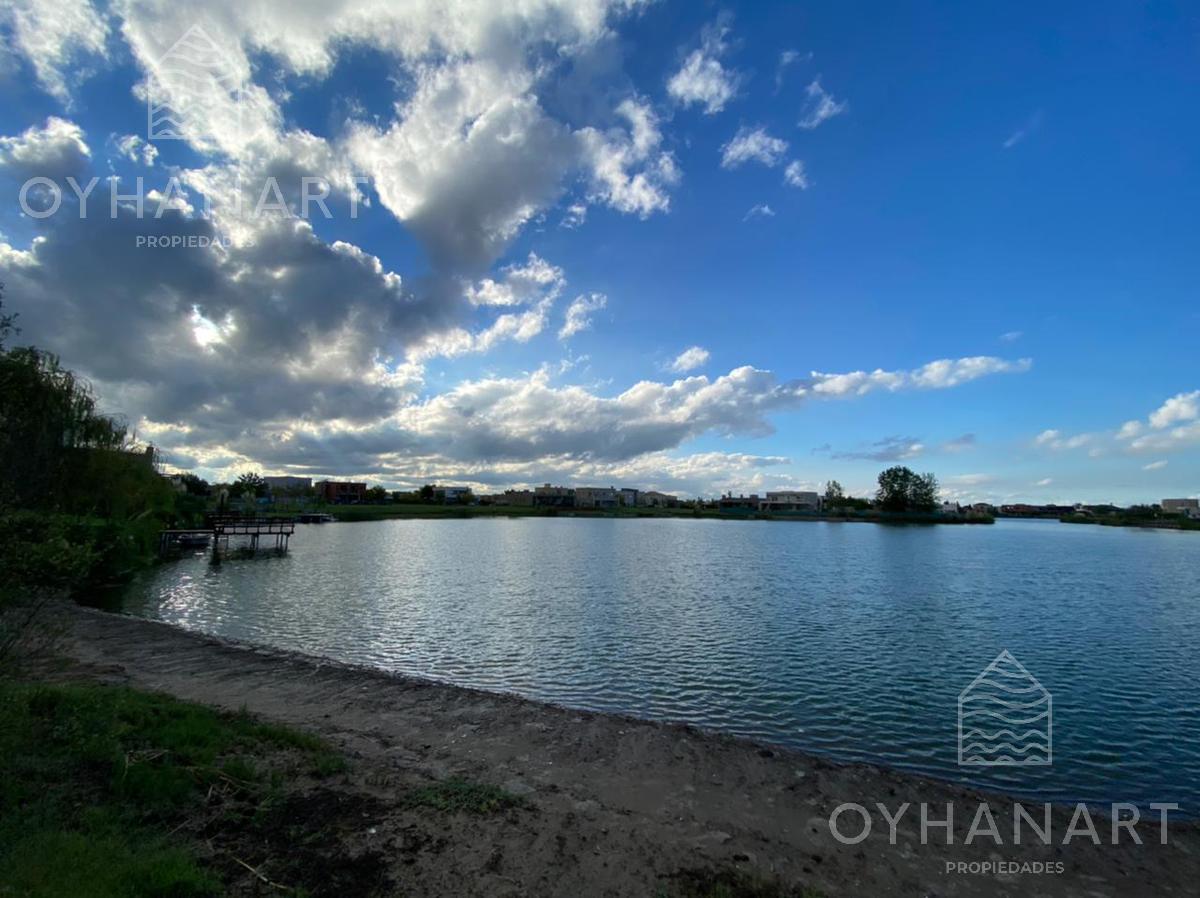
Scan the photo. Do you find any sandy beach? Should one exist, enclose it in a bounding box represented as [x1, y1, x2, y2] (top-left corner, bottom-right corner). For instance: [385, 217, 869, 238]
[43, 603, 1200, 897]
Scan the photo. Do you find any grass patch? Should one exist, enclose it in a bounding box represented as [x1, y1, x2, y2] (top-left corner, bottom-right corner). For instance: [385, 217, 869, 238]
[400, 776, 528, 814]
[0, 680, 348, 897]
[663, 868, 825, 898]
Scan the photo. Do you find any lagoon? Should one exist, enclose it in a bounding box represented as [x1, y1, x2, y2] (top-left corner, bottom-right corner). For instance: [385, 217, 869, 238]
[114, 517, 1200, 812]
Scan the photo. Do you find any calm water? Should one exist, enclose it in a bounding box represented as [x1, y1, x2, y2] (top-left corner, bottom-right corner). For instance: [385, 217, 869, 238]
[115, 517, 1200, 811]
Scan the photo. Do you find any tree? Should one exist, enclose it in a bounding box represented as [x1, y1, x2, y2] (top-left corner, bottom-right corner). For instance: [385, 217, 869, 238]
[911, 473, 939, 512]
[233, 472, 267, 498]
[176, 473, 210, 496]
[875, 467, 940, 512]
[418, 484, 435, 502]
[365, 485, 388, 503]
[824, 480, 845, 505]
[0, 285, 17, 350]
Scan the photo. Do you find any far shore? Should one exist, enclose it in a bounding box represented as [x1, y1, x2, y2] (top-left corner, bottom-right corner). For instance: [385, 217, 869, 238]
[271, 502, 995, 526]
[42, 603, 1199, 897]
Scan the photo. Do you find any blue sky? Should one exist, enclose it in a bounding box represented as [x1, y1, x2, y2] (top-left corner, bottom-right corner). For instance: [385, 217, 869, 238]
[0, 0, 1196, 502]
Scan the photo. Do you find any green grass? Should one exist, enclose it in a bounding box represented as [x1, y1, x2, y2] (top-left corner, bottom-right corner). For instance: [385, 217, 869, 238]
[400, 776, 528, 814]
[0, 680, 345, 897]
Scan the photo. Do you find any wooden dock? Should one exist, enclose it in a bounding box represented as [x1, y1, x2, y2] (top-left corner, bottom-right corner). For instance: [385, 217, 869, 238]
[159, 515, 296, 557]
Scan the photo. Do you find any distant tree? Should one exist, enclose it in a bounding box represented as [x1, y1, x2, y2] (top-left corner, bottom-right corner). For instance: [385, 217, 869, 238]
[418, 484, 436, 502]
[875, 467, 939, 512]
[911, 473, 939, 511]
[0, 285, 17, 350]
[365, 485, 388, 503]
[824, 480, 845, 505]
[233, 472, 267, 498]
[177, 473, 209, 496]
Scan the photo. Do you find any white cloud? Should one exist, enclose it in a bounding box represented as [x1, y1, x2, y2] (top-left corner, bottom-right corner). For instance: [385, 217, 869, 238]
[999, 330, 1023, 343]
[1003, 110, 1043, 150]
[743, 203, 774, 221]
[774, 49, 806, 93]
[1, 0, 109, 102]
[1148, 390, 1200, 429]
[0, 116, 91, 179]
[666, 24, 739, 115]
[112, 133, 158, 166]
[1143, 460, 1168, 471]
[798, 78, 847, 130]
[783, 160, 808, 189]
[1034, 429, 1093, 451]
[1035, 477, 1053, 486]
[465, 253, 564, 307]
[812, 356, 1031, 398]
[669, 346, 710, 373]
[720, 126, 788, 169]
[559, 293, 607, 340]
[578, 98, 679, 219]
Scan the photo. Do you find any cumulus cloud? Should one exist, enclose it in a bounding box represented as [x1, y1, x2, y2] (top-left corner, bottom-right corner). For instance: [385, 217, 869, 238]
[810, 356, 1031, 397]
[783, 160, 808, 189]
[798, 77, 847, 130]
[666, 24, 739, 115]
[578, 98, 680, 218]
[720, 126, 788, 169]
[1, 0, 109, 102]
[669, 346, 710, 372]
[1123, 390, 1200, 453]
[112, 133, 158, 167]
[559, 293, 607, 340]
[0, 116, 91, 180]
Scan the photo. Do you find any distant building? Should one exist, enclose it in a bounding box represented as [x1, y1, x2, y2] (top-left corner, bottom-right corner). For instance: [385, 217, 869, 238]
[617, 487, 639, 507]
[941, 501, 962, 515]
[494, 489, 533, 506]
[316, 480, 367, 503]
[533, 484, 575, 508]
[575, 486, 620, 509]
[718, 493, 760, 512]
[1162, 498, 1200, 519]
[638, 490, 679, 508]
[263, 475, 312, 492]
[434, 485, 472, 503]
[760, 491, 822, 512]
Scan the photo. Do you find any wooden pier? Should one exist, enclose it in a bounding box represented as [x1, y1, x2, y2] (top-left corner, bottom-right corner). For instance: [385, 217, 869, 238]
[159, 515, 296, 557]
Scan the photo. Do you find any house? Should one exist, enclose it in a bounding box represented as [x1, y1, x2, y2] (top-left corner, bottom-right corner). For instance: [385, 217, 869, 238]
[434, 485, 472, 503]
[617, 487, 639, 507]
[1162, 498, 1200, 519]
[638, 490, 679, 508]
[316, 480, 367, 503]
[494, 489, 533, 506]
[718, 493, 760, 512]
[941, 501, 962, 515]
[263, 475, 312, 493]
[533, 484, 575, 508]
[760, 491, 822, 512]
[575, 486, 620, 509]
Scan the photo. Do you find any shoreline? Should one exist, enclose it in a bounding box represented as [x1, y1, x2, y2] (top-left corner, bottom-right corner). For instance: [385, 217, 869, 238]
[39, 602, 1199, 896]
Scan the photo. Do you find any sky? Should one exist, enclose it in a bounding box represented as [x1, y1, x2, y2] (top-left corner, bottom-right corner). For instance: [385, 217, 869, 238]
[0, 0, 1197, 503]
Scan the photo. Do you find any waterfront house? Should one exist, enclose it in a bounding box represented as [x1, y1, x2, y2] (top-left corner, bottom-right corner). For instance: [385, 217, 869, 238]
[533, 484, 575, 508]
[759, 491, 822, 512]
[638, 490, 679, 508]
[718, 493, 760, 512]
[263, 475, 312, 493]
[617, 487, 639, 507]
[1162, 498, 1200, 519]
[316, 480, 367, 503]
[575, 486, 620, 509]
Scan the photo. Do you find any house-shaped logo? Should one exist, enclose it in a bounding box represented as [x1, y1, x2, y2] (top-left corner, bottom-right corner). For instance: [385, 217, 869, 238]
[147, 25, 242, 142]
[958, 650, 1052, 767]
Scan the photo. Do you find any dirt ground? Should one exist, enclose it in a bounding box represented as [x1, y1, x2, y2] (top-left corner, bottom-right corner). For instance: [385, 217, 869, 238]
[43, 604, 1200, 897]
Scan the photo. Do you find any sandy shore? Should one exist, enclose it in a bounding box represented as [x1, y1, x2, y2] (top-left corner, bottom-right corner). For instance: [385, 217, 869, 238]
[44, 604, 1199, 897]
